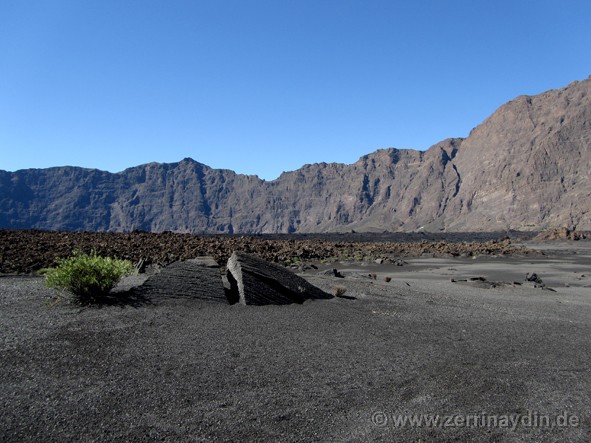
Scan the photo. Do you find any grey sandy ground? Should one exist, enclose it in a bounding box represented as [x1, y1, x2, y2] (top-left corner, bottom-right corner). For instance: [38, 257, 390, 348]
[1, 243, 590, 442]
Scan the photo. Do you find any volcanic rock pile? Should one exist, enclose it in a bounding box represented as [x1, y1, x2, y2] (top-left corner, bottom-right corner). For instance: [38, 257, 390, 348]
[0, 229, 530, 274]
[533, 227, 588, 241]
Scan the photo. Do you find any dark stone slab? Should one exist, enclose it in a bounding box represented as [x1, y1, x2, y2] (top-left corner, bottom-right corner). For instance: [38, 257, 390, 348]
[139, 257, 227, 303]
[226, 252, 332, 305]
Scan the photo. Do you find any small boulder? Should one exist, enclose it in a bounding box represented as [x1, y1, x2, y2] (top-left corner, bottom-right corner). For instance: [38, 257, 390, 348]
[525, 272, 544, 285]
[323, 268, 345, 278]
[524, 272, 556, 290]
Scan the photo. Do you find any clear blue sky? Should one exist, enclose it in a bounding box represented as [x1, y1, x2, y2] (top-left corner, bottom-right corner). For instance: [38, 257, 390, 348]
[1, 0, 590, 180]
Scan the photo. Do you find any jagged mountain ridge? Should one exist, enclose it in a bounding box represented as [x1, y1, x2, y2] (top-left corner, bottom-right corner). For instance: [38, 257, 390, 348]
[1, 76, 590, 233]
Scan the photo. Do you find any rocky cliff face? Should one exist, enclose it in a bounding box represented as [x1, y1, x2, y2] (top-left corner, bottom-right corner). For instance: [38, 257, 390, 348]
[1, 76, 590, 233]
[443, 77, 591, 231]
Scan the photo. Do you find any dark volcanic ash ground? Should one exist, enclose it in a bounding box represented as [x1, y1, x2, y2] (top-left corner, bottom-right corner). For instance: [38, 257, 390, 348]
[1, 230, 590, 442]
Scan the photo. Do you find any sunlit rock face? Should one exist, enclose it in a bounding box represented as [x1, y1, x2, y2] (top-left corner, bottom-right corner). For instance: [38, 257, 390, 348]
[1, 76, 590, 233]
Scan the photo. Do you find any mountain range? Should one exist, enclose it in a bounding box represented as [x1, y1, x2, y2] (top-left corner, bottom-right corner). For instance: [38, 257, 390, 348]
[1, 76, 590, 233]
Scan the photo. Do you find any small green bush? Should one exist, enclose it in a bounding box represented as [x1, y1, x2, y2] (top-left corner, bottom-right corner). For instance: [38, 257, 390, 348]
[44, 250, 133, 303]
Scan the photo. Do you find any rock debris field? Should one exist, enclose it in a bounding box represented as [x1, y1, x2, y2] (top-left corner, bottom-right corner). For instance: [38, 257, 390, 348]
[0, 229, 530, 274]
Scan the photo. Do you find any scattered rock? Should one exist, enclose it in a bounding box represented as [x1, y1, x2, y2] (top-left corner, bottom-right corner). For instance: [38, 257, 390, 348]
[0, 229, 533, 274]
[451, 276, 528, 290]
[226, 252, 332, 305]
[323, 268, 345, 278]
[524, 272, 557, 291]
[526, 272, 544, 285]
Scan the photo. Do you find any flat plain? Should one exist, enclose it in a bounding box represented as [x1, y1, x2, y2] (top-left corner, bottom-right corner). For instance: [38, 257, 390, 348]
[1, 239, 590, 442]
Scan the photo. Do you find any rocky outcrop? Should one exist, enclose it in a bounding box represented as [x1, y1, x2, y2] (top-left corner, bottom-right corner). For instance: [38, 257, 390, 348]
[138, 257, 227, 303]
[442, 77, 591, 232]
[226, 252, 332, 305]
[533, 227, 587, 241]
[132, 252, 331, 306]
[1, 76, 590, 233]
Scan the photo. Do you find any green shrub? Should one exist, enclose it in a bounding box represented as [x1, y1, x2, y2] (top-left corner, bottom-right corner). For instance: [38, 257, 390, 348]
[44, 250, 133, 303]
